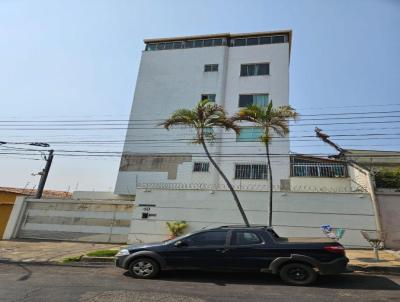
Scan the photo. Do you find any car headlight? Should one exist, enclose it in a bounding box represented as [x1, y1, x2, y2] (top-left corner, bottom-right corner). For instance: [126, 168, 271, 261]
[116, 249, 130, 257]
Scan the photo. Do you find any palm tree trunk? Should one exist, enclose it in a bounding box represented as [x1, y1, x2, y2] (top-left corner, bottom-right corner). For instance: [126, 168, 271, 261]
[200, 140, 250, 227]
[266, 143, 273, 227]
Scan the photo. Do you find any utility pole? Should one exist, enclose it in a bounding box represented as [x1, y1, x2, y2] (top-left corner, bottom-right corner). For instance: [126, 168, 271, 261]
[35, 150, 54, 199]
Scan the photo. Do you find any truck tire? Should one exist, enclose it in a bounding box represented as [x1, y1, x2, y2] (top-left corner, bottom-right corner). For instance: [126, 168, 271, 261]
[279, 262, 317, 285]
[128, 258, 160, 279]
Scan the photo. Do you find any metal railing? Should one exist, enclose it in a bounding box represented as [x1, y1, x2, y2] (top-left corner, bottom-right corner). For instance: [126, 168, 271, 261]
[290, 163, 348, 178]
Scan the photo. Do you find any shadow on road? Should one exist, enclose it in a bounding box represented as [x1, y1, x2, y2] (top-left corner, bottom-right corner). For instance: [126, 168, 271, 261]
[124, 270, 400, 290]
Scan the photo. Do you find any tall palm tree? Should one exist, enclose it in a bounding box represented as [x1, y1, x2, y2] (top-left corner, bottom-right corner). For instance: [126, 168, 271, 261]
[160, 99, 250, 227]
[233, 101, 298, 226]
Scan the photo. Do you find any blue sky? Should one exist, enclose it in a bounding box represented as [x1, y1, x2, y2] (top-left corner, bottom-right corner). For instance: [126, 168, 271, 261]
[0, 0, 399, 191]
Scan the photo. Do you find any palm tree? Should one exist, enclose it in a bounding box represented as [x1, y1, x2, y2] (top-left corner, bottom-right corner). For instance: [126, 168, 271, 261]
[232, 101, 298, 226]
[160, 99, 250, 227]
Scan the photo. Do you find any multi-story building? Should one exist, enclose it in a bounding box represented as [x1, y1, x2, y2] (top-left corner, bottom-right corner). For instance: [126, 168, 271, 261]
[115, 30, 292, 195]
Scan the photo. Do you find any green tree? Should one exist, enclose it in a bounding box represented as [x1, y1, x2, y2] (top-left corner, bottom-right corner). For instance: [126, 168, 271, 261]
[232, 101, 298, 226]
[160, 100, 250, 226]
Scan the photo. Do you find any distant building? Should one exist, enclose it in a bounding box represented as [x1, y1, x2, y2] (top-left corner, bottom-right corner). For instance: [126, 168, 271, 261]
[335, 149, 400, 171]
[115, 30, 292, 194]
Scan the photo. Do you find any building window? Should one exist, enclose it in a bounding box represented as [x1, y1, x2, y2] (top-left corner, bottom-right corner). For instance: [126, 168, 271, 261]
[291, 163, 348, 178]
[238, 94, 268, 107]
[201, 94, 216, 102]
[231, 34, 288, 47]
[204, 64, 219, 72]
[240, 63, 269, 76]
[237, 127, 263, 142]
[193, 162, 210, 172]
[235, 164, 268, 180]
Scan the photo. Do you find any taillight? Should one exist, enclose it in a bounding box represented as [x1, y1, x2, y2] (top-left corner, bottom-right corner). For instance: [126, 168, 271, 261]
[324, 245, 345, 255]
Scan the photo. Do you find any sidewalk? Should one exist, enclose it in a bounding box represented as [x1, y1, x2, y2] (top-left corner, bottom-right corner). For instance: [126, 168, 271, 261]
[0, 239, 120, 263]
[346, 249, 400, 274]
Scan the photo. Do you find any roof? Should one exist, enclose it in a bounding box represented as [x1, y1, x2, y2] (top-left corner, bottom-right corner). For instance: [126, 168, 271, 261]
[143, 30, 292, 56]
[0, 187, 72, 199]
[143, 30, 292, 43]
[344, 149, 400, 156]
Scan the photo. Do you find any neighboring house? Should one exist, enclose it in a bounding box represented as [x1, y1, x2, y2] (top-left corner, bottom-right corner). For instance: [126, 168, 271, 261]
[0, 187, 71, 238]
[115, 30, 291, 195]
[335, 149, 400, 172]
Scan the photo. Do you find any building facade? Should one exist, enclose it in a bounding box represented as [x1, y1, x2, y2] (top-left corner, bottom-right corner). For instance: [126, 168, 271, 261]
[115, 31, 291, 195]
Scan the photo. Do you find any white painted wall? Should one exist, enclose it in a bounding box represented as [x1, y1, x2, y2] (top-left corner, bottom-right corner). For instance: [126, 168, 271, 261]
[115, 38, 290, 195]
[4, 198, 134, 243]
[129, 188, 376, 247]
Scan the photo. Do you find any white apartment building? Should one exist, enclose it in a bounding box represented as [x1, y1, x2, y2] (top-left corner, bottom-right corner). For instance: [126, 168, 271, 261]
[115, 30, 291, 195]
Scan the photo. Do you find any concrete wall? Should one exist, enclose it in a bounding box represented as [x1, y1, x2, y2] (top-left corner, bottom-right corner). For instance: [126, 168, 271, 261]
[376, 192, 400, 249]
[290, 177, 353, 192]
[129, 188, 376, 247]
[4, 197, 134, 243]
[115, 38, 290, 195]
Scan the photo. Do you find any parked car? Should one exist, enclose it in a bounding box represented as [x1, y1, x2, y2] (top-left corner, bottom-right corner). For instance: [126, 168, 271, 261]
[115, 225, 348, 285]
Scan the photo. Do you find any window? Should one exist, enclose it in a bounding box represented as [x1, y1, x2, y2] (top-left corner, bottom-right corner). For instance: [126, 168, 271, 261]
[201, 94, 216, 102]
[232, 231, 262, 245]
[204, 64, 218, 72]
[237, 127, 262, 142]
[194, 40, 204, 47]
[235, 164, 268, 179]
[234, 38, 246, 46]
[186, 231, 228, 246]
[213, 38, 223, 46]
[246, 37, 259, 45]
[185, 40, 194, 48]
[164, 42, 173, 50]
[240, 63, 269, 76]
[146, 44, 157, 51]
[272, 35, 285, 43]
[259, 36, 271, 44]
[193, 162, 209, 172]
[238, 94, 268, 107]
[173, 41, 183, 49]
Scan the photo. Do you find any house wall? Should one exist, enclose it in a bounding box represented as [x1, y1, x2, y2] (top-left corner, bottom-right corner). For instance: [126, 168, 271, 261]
[290, 177, 353, 192]
[0, 192, 19, 238]
[129, 188, 376, 247]
[376, 192, 400, 249]
[4, 197, 134, 243]
[115, 39, 290, 195]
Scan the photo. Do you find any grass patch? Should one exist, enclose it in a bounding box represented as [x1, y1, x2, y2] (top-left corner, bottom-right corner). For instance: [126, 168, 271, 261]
[86, 249, 118, 257]
[62, 255, 82, 263]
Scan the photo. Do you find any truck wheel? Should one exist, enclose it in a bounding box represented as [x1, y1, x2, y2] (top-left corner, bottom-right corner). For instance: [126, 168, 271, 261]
[128, 258, 160, 279]
[279, 262, 317, 285]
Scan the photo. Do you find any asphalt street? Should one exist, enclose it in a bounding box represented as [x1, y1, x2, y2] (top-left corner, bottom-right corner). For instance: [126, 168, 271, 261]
[0, 263, 399, 302]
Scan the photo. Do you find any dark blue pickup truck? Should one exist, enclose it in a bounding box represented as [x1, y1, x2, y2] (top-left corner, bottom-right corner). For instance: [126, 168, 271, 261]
[115, 225, 348, 285]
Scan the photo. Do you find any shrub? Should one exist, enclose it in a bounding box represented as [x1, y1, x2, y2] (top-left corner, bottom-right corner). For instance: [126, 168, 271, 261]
[375, 168, 400, 189]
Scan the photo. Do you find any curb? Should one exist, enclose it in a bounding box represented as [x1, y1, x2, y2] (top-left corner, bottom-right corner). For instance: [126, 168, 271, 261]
[81, 256, 115, 263]
[348, 265, 400, 275]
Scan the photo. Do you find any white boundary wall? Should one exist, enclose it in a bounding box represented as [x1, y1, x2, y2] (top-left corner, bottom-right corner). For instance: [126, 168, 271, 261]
[4, 197, 134, 243]
[129, 189, 376, 247]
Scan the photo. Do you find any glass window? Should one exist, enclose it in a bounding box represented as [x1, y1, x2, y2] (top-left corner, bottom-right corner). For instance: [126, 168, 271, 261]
[201, 94, 216, 102]
[203, 39, 213, 47]
[185, 40, 194, 48]
[194, 40, 204, 47]
[272, 35, 285, 43]
[157, 43, 166, 50]
[164, 42, 173, 50]
[204, 64, 218, 72]
[238, 94, 268, 107]
[232, 231, 262, 245]
[235, 164, 268, 179]
[213, 38, 223, 46]
[237, 127, 263, 142]
[259, 36, 271, 44]
[234, 38, 246, 46]
[240, 64, 269, 76]
[186, 231, 228, 246]
[173, 41, 183, 49]
[193, 162, 209, 172]
[146, 44, 157, 51]
[247, 37, 259, 45]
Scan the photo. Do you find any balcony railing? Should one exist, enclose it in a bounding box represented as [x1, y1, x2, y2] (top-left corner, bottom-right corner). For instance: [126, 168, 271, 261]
[291, 163, 348, 178]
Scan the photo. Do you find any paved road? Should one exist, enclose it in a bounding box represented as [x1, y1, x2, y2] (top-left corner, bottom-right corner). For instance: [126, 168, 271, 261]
[0, 263, 399, 302]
